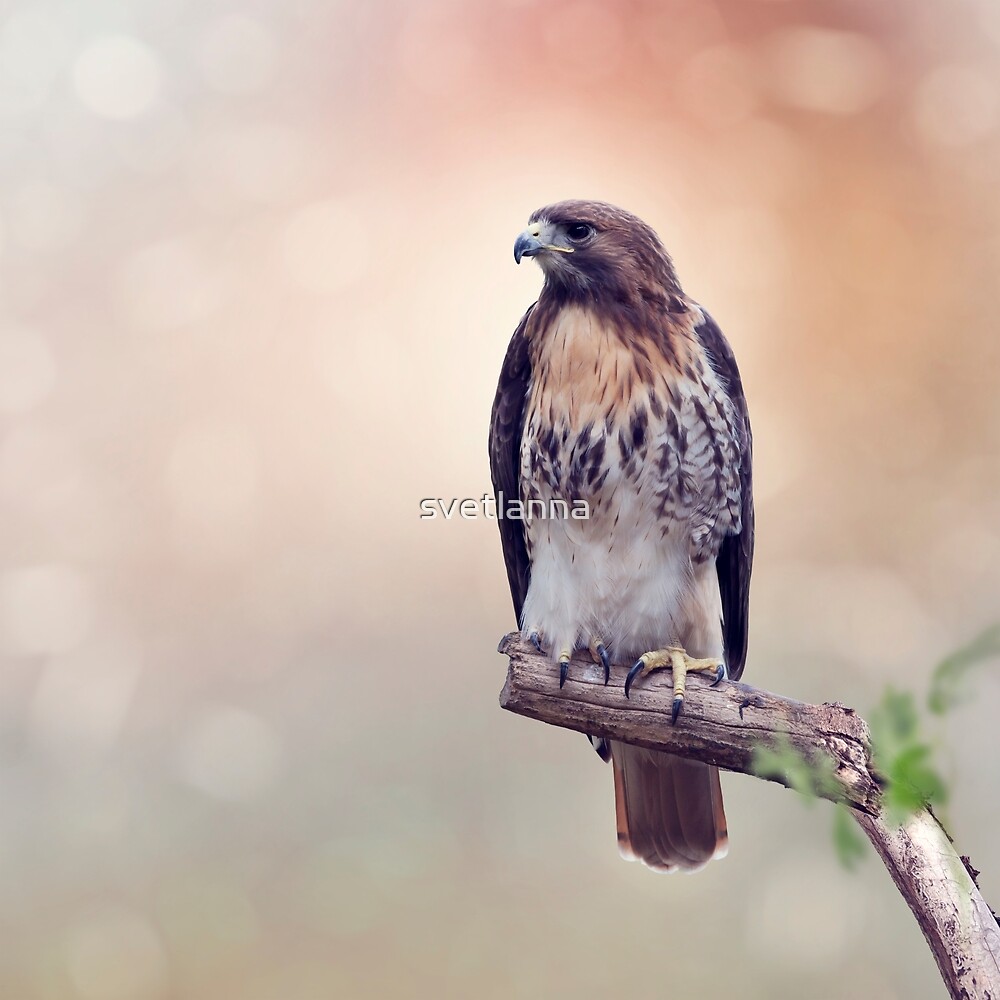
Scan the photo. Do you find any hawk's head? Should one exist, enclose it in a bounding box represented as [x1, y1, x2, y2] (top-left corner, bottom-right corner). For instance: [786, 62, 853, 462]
[514, 200, 682, 302]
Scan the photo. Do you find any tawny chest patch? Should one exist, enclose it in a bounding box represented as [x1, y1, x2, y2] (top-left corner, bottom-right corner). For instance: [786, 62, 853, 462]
[520, 306, 743, 563]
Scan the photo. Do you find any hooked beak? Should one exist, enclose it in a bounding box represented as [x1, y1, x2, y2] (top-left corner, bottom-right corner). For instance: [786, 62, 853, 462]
[514, 221, 576, 264]
[514, 231, 544, 264]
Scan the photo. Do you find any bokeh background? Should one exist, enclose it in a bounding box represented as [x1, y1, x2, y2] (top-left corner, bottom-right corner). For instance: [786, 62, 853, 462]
[1, 0, 999, 997]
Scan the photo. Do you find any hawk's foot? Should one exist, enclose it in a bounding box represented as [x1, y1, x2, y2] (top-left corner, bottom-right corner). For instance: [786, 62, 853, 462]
[523, 629, 571, 686]
[624, 647, 726, 723]
[589, 637, 611, 685]
[524, 630, 610, 689]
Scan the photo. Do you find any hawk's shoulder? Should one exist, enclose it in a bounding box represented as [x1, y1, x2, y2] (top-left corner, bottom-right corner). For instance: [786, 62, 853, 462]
[489, 304, 535, 619]
[692, 309, 754, 679]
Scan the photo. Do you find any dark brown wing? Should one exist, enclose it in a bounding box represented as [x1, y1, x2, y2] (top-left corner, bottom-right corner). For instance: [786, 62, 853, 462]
[489, 305, 535, 621]
[695, 311, 754, 680]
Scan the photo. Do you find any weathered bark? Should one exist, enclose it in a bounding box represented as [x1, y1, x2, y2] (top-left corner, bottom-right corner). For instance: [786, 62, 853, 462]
[855, 809, 1000, 1000]
[498, 632, 1000, 1000]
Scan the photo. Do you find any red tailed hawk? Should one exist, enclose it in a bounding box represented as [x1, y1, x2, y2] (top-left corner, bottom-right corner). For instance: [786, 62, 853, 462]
[490, 200, 753, 872]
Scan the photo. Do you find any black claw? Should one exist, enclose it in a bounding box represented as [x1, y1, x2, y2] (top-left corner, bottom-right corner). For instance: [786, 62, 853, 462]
[559, 658, 569, 688]
[624, 659, 644, 699]
[530, 631, 543, 653]
[712, 663, 726, 686]
[597, 643, 611, 685]
[672, 696, 684, 724]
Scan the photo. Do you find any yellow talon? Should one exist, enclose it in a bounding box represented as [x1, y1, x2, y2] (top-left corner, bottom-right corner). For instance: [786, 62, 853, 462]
[624, 646, 726, 723]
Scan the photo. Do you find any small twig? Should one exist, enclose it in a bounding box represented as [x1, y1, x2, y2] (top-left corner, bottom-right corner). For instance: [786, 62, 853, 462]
[498, 632, 1000, 1000]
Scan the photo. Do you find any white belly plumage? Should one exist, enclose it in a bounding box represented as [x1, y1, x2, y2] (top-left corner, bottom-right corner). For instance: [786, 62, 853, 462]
[519, 490, 700, 664]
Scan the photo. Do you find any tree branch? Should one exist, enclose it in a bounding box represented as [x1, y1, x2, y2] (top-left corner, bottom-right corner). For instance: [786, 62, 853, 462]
[498, 632, 1000, 1000]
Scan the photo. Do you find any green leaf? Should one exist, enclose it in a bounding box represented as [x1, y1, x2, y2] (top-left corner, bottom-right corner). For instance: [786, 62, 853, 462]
[869, 688, 919, 756]
[832, 806, 867, 870]
[751, 733, 844, 805]
[883, 745, 947, 823]
[868, 689, 949, 825]
[770, 625, 992, 865]
[928, 623, 1000, 715]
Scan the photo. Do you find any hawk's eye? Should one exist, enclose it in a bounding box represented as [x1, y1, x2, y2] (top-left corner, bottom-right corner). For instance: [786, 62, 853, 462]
[566, 223, 593, 242]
